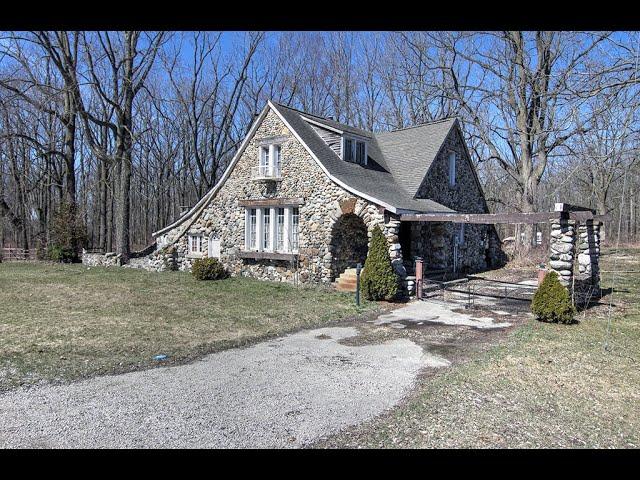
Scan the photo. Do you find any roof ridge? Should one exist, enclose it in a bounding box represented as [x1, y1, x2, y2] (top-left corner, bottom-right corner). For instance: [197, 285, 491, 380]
[270, 101, 373, 135]
[271, 101, 333, 123]
[379, 116, 458, 134]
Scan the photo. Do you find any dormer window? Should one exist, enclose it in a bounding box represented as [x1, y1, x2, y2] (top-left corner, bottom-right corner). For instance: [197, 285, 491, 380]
[342, 137, 367, 165]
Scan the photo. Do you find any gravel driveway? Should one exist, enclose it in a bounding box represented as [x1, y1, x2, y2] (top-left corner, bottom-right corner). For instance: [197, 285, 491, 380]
[0, 326, 448, 448]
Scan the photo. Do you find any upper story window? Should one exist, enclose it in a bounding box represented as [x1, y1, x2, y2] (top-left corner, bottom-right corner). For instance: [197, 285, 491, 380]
[448, 151, 457, 186]
[254, 144, 282, 180]
[342, 137, 367, 165]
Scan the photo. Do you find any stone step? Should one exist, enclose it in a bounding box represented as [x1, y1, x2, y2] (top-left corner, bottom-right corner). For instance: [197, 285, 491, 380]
[333, 267, 366, 293]
[335, 283, 358, 292]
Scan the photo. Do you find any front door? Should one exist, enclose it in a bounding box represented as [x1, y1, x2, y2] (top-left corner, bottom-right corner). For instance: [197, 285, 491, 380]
[208, 236, 221, 259]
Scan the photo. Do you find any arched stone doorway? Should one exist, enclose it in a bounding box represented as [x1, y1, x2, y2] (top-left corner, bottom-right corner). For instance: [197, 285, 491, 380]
[329, 213, 369, 281]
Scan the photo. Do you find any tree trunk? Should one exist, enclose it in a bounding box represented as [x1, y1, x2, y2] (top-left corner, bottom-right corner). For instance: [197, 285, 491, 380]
[596, 197, 608, 245]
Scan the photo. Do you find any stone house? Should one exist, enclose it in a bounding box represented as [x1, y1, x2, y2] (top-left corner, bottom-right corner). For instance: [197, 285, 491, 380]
[147, 100, 499, 294]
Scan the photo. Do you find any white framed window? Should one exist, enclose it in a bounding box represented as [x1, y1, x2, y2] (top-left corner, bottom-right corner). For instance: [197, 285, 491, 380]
[291, 207, 299, 252]
[256, 143, 281, 178]
[244, 206, 299, 254]
[456, 223, 465, 245]
[188, 234, 203, 255]
[249, 208, 257, 250]
[273, 145, 281, 175]
[262, 208, 271, 251]
[276, 207, 286, 251]
[448, 151, 457, 186]
[342, 137, 367, 165]
[343, 138, 354, 162]
[208, 235, 221, 259]
[355, 141, 366, 165]
[260, 146, 270, 169]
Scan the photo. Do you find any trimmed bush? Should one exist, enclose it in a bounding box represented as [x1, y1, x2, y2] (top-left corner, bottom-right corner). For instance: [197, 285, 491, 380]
[49, 201, 87, 263]
[531, 270, 576, 324]
[361, 225, 398, 301]
[191, 257, 228, 281]
[46, 244, 75, 263]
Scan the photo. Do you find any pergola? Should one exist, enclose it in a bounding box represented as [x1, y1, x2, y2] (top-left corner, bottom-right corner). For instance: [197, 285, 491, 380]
[400, 203, 609, 300]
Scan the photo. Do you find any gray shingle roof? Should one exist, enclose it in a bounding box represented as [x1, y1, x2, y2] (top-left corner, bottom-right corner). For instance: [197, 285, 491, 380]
[376, 118, 457, 197]
[271, 102, 456, 214]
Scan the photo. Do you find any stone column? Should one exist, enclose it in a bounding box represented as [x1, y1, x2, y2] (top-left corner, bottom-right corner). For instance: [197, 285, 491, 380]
[549, 216, 576, 287]
[384, 218, 407, 279]
[577, 220, 601, 288]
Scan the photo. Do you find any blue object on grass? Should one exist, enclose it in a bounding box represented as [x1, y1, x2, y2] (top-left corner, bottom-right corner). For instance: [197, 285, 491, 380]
[154, 354, 168, 361]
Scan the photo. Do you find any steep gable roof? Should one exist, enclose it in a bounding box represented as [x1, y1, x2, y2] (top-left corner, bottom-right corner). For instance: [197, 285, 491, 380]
[375, 118, 457, 197]
[153, 101, 462, 238]
[270, 102, 453, 214]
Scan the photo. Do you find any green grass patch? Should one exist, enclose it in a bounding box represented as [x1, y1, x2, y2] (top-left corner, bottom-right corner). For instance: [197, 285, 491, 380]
[0, 262, 377, 391]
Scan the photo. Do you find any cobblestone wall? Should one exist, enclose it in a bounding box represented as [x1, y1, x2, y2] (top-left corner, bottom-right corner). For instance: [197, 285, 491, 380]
[413, 125, 494, 273]
[81, 250, 123, 267]
[150, 109, 403, 288]
[548, 217, 602, 293]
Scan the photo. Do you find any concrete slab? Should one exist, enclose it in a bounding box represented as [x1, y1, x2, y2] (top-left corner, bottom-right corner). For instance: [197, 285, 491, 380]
[371, 301, 513, 330]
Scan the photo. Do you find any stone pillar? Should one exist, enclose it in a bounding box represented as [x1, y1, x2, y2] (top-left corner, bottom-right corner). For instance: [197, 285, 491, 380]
[577, 220, 601, 288]
[384, 218, 407, 279]
[549, 216, 576, 287]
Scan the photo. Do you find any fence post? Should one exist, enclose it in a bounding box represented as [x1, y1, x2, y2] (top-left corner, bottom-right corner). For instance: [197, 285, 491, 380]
[355, 262, 362, 306]
[415, 256, 424, 299]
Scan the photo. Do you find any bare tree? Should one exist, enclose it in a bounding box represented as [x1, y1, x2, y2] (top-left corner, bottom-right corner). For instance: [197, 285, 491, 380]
[419, 31, 615, 247]
[74, 31, 166, 260]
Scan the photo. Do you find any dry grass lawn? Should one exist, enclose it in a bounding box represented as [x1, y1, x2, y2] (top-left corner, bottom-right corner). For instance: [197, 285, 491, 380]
[0, 263, 377, 391]
[316, 247, 640, 448]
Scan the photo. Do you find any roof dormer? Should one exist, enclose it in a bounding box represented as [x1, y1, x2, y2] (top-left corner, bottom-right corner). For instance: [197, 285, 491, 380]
[341, 136, 367, 166]
[300, 114, 368, 165]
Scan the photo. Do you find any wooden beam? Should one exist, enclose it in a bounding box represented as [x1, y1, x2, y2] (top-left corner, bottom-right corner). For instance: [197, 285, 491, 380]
[400, 212, 561, 224]
[238, 197, 304, 208]
[238, 250, 298, 261]
[555, 202, 594, 213]
[401, 211, 611, 224]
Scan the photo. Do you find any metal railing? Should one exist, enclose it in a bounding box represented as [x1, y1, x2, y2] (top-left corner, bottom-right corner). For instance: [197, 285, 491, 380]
[251, 165, 281, 179]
